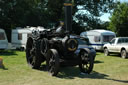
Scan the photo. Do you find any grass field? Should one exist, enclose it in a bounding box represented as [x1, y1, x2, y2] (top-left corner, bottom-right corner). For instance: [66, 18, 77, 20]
[0, 50, 128, 85]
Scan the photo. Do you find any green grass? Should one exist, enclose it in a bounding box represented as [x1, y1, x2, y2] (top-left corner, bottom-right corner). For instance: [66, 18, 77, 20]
[0, 50, 128, 85]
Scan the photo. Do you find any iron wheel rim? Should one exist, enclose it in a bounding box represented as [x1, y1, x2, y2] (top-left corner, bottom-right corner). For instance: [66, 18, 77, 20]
[26, 38, 36, 67]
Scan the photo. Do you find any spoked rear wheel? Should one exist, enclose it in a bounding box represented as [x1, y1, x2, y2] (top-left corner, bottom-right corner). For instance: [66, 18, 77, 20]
[79, 50, 94, 74]
[26, 37, 42, 69]
[46, 49, 60, 76]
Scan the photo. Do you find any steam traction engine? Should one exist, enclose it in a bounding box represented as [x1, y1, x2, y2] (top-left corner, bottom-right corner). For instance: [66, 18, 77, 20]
[26, 2, 96, 76]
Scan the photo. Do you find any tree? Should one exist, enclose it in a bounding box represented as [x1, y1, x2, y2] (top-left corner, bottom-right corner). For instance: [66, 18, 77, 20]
[108, 2, 128, 37]
[0, 0, 43, 41]
[0, 0, 41, 28]
[73, 0, 115, 31]
[0, 0, 115, 35]
[45, 0, 115, 34]
[95, 21, 109, 30]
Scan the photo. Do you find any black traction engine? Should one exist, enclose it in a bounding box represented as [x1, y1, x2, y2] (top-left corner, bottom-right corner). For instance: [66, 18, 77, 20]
[26, 2, 96, 76]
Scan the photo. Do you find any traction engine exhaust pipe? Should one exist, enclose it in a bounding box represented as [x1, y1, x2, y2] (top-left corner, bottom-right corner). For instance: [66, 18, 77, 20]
[64, 1, 72, 33]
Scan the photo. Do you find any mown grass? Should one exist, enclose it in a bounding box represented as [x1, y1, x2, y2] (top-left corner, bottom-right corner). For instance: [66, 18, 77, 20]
[0, 50, 128, 85]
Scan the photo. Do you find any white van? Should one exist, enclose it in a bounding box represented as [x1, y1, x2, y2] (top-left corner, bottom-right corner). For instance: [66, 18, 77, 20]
[80, 29, 116, 51]
[11, 26, 45, 50]
[0, 29, 8, 50]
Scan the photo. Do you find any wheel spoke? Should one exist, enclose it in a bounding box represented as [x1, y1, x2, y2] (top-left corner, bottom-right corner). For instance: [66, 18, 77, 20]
[51, 66, 55, 72]
[28, 56, 33, 60]
[31, 60, 35, 65]
[86, 64, 89, 68]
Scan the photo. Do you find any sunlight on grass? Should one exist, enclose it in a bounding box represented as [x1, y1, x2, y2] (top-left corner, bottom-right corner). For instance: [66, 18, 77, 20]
[0, 50, 128, 85]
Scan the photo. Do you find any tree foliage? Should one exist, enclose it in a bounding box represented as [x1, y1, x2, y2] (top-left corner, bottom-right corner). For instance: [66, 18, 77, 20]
[0, 0, 41, 28]
[0, 0, 115, 39]
[46, 0, 115, 33]
[108, 2, 128, 37]
[0, 0, 44, 41]
[73, 0, 114, 29]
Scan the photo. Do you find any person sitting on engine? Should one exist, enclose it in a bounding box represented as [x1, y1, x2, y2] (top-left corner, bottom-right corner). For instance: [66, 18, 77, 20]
[56, 21, 65, 34]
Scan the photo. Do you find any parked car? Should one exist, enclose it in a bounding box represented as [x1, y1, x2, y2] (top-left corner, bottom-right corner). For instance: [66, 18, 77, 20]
[71, 35, 96, 60]
[103, 37, 128, 58]
[80, 29, 116, 51]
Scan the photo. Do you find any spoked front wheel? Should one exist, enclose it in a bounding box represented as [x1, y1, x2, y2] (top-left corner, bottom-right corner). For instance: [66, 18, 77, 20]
[46, 49, 60, 76]
[79, 50, 94, 74]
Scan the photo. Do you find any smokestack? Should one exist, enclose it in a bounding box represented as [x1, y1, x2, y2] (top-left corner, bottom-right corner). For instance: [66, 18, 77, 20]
[64, 2, 72, 33]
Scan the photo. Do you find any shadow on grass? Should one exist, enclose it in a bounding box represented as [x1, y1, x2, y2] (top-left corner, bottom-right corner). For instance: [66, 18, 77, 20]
[0, 67, 8, 70]
[57, 67, 128, 83]
[109, 53, 120, 57]
[37, 65, 128, 83]
[57, 67, 107, 79]
[108, 54, 128, 59]
[94, 60, 104, 64]
[0, 50, 17, 56]
[39, 65, 47, 71]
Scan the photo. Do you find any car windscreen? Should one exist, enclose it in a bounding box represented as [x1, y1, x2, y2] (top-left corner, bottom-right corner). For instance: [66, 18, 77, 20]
[103, 35, 115, 42]
[0, 32, 5, 40]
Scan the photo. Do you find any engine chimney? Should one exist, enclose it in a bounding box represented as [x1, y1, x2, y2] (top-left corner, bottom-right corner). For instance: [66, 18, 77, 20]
[64, 2, 72, 33]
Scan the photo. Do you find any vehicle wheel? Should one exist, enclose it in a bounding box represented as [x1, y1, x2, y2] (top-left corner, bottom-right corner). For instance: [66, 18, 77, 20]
[121, 50, 127, 59]
[46, 49, 60, 76]
[20, 47, 24, 51]
[26, 37, 43, 69]
[104, 48, 109, 56]
[79, 50, 94, 74]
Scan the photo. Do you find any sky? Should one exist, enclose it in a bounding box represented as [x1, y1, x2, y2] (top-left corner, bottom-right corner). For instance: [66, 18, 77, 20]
[100, 0, 128, 21]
